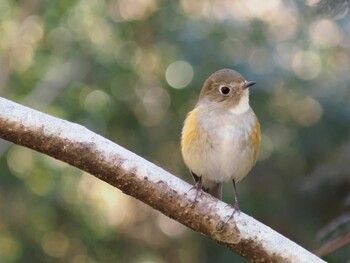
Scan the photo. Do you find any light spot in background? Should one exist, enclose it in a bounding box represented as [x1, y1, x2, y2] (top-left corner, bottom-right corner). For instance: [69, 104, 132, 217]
[329, 50, 350, 74]
[273, 42, 299, 71]
[136, 255, 164, 263]
[74, 0, 105, 14]
[71, 254, 96, 263]
[111, 75, 137, 102]
[88, 19, 111, 45]
[0, 1, 12, 17]
[20, 16, 44, 45]
[310, 19, 342, 47]
[77, 173, 134, 228]
[183, 20, 214, 40]
[98, 187, 128, 227]
[83, 89, 112, 114]
[59, 172, 82, 206]
[292, 51, 321, 80]
[265, 124, 294, 151]
[271, 89, 323, 128]
[242, 0, 282, 20]
[180, 0, 292, 22]
[136, 48, 163, 77]
[41, 231, 70, 257]
[0, 19, 17, 50]
[142, 86, 170, 116]
[157, 214, 186, 238]
[179, 0, 209, 19]
[291, 97, 323, 127]
[267, 3, 298, 42]
[0, 233, 22, 262]
[9, 41, 33, 72]
[66, 8, 86, 36]
[110, 0, 158, 21]
[47, 27, 73, 54]
[221, 38, 246, 65]
[166, 61, 194, 89]
[7, 146, 34, 178]
[26, 170, 54, 196]
[259, 134, 274, 161]
[42, 155, 69, 170]
[248, 47, 274, 75]
[134, 85, 171, 126]
[115, 41, 142, 68]
[305, 0, 321, 6]
[0, 15, 44, 72]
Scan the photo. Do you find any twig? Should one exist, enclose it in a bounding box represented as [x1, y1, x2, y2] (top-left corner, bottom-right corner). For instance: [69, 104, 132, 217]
[316, 232, 350, 257]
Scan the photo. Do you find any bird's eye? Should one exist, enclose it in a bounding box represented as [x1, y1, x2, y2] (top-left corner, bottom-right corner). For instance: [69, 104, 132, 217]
[220, 86, 231, 95]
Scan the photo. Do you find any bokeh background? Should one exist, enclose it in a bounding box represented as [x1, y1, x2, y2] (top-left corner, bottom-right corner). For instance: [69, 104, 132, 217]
[0, 0, 349, 262]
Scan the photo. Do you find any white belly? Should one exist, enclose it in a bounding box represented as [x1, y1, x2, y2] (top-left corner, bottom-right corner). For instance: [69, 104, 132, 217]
[185, 107, 257, 186]
[203, 124, 255, 183]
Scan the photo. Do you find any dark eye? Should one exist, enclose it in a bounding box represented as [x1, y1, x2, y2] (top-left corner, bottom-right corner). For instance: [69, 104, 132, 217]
[220, 86, 231, 95]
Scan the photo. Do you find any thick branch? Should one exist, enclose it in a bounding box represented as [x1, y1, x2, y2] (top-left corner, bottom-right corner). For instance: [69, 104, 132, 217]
[0, 97, 325, 262]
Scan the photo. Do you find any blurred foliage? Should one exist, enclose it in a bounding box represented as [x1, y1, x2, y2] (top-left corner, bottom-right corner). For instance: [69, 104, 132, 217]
[0, 0, 350, 262]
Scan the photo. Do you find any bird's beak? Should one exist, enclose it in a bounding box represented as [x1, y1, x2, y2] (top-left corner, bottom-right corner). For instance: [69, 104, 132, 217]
[243, 80, 256, 89]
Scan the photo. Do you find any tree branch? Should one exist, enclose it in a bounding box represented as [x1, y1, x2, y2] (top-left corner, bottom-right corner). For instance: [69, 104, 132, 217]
[0, 97, 325, 263]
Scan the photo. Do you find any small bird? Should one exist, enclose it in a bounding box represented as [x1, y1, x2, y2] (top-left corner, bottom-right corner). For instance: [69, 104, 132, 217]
[181, 69, 260, 210]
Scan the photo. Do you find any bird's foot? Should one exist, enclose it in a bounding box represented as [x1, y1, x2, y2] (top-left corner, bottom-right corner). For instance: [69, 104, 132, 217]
[187, 180, 202, 206]
[224, 200, 241, 225]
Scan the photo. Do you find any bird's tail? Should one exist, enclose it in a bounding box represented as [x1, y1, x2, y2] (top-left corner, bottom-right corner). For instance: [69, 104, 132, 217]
[204, 183, 222, 200]
[190, 171, 222, 200]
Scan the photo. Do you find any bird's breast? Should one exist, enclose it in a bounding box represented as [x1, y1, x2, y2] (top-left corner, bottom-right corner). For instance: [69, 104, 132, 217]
[181, 106, 259, 183]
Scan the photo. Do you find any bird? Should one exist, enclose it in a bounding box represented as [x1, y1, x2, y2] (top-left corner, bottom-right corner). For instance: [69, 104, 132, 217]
[181, 68, 260, 211]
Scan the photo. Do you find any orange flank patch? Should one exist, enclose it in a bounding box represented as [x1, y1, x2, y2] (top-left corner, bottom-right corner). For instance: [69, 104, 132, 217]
[251, 119, 261, 164]
[181, 108, 201, 155]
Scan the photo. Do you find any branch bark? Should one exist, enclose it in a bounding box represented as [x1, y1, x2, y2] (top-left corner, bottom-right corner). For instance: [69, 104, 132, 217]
[0, 97, 325, 263]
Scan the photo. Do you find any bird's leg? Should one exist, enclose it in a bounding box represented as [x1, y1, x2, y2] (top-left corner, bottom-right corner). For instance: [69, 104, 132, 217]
[225, 179, 240, 223]
[232, 179, 240, 212]
[221, 180, 242, 226]
[188, 176, 203, 205]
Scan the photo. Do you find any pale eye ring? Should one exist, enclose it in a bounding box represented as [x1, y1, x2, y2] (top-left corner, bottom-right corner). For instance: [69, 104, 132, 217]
[219, 86, 231, 95]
